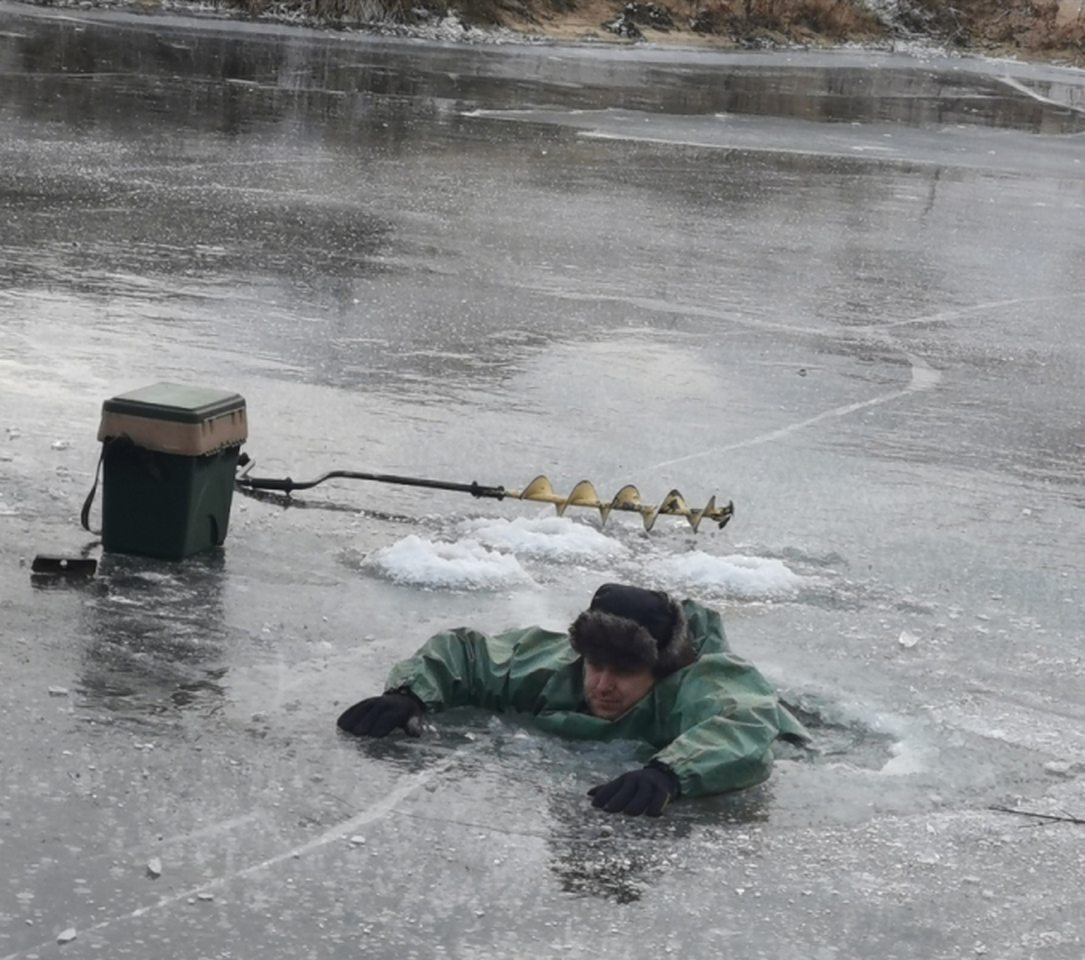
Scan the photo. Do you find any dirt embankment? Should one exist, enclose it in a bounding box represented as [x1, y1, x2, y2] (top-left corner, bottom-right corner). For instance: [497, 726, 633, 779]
[481, 0, 1085, 63]
[362, 0, 1085, 63]
[27, 0, 1085, 63]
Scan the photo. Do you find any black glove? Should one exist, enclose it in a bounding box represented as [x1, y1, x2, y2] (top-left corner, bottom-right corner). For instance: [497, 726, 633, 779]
[336, 689, 424, 738]
[588, 764, 679, 817]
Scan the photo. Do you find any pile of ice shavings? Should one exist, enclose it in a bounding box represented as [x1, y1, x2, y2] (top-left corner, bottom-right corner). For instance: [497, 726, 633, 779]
[878, 737, 937, 776]
[366, 534, 531, 590]
[366, 520, 805, 596]
[456, 516, 627, 561]
[657, 550, 803, 600]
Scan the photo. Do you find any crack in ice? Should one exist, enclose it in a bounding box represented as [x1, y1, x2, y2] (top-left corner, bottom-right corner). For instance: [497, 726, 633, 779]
[0, 747, 475, 960]
[652, 354, 940, 469]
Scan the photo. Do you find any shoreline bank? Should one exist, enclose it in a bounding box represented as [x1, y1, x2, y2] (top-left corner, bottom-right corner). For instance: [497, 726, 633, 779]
[6, 0, 1085, 67]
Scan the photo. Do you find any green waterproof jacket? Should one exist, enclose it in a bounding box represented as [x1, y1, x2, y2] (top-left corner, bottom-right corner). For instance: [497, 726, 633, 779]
[385, 599, 810, 798]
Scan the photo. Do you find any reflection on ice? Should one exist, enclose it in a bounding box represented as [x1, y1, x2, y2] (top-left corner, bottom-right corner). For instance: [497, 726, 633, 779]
[65, 554, 232, 725]
[546, 799, 694, 904]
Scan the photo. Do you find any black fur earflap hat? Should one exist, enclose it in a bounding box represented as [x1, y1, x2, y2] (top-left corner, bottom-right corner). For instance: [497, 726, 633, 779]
[569, 583, 697, 678]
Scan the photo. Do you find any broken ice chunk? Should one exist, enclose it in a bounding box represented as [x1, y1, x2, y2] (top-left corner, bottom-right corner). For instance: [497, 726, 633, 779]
[897, 630, 919, 649]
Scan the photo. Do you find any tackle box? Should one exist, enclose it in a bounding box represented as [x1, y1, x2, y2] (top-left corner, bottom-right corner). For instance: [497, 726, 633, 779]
[97, 383, 247, 559]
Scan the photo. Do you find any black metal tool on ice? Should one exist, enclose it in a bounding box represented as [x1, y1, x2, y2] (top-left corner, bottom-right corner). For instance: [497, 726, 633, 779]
[31, 555, 98, 577]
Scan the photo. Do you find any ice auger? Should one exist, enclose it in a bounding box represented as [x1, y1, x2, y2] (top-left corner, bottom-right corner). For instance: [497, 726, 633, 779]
[235, 458, 733, 533]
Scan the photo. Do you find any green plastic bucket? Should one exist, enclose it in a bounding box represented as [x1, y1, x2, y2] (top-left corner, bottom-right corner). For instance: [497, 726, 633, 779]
[97, 383, 248, 560]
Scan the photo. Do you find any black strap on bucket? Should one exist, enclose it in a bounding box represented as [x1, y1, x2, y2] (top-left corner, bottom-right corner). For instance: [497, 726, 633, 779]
[80, 442, 106, 535]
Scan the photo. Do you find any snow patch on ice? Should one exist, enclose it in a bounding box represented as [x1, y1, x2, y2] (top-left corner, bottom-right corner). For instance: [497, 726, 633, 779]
[366, 535, 532, 591]
[657, 551, 803, 600]
[456, 516, 627, 561]
[879, 738, 935, 776]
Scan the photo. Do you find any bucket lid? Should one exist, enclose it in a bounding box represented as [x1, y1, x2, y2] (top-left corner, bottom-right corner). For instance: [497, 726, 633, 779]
[102, 383, 246, 424]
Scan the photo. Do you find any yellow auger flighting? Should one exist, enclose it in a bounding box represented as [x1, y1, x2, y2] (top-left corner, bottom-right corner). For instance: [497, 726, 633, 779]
[512, 476, 732, 532]
[235, 458, 733, 532]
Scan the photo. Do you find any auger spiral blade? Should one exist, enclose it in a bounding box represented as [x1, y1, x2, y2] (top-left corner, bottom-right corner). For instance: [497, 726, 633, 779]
[509, 475, 734, 532]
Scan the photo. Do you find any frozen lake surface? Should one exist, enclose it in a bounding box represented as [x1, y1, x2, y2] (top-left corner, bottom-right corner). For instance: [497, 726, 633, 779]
[2, 3, 1085, 956]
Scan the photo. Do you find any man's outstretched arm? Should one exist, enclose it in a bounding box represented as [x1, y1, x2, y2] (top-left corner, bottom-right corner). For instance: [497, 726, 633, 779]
[648, 698, 790, 798]
[583, 702, 782, 815]
[337, 625, 567, 737]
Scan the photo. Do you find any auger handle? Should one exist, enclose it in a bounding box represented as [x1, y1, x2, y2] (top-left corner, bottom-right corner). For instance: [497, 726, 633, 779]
[236, 467, 507, 500]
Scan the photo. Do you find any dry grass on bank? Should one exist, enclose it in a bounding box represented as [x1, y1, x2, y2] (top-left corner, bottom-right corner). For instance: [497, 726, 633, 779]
[224, 0, 1085, 62]
[985, 0, 1084, 61]
[707, 0, 883, 41]
[903, 0, 1085, 56]
[228, 0, 887, 39]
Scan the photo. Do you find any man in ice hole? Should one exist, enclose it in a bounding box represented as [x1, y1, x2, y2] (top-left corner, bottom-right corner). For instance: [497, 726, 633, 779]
[338, 583, 809, 817]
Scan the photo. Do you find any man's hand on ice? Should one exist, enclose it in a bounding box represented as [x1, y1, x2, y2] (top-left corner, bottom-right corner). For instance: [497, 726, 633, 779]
[588, 764, 679, 817]
[337, 690, 424, 738]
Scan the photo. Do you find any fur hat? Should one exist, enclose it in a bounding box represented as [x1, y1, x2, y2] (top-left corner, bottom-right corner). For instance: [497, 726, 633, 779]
[569, 583, 697, 678]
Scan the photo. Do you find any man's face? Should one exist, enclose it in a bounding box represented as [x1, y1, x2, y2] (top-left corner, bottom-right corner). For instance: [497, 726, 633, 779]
[583, 660, 656, 720]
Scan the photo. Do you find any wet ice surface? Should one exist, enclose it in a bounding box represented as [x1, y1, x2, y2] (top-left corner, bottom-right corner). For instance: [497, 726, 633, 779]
[2, 2, 1085, 956]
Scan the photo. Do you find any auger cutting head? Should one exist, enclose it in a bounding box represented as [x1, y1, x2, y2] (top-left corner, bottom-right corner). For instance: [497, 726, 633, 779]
[511, 476, 734, 532]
